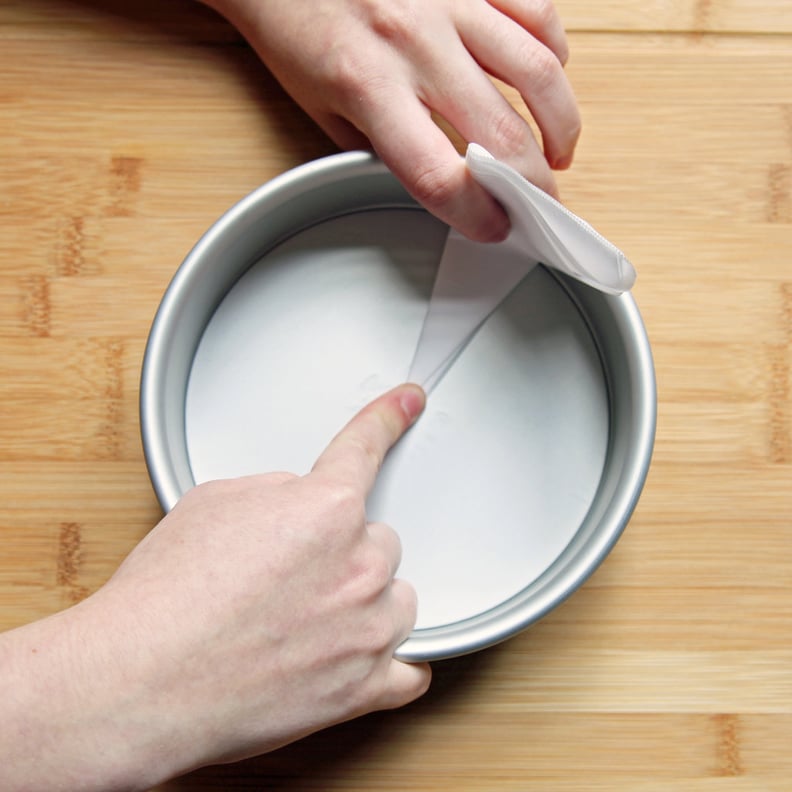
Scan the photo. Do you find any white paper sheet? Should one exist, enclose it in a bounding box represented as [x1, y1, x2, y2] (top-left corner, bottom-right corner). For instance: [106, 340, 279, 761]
[408, 144, 636, 391]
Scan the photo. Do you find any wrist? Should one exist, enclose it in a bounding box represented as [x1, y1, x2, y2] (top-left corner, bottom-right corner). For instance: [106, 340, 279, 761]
[0, 591, 185, 792]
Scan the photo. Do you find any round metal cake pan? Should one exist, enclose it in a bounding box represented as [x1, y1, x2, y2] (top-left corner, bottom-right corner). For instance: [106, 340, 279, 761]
[140, 151, 656, 662]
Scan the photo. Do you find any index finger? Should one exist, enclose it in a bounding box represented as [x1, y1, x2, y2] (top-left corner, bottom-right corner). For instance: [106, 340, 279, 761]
[370, 94, 513, 240]
[312, 383, 426, 493]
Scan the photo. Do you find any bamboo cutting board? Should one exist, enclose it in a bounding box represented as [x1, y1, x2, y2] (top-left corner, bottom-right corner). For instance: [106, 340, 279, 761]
[1, 1, 790, 789]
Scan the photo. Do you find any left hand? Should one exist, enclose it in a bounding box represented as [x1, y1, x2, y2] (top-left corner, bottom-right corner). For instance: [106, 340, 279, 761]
[201, 0, 581, 242]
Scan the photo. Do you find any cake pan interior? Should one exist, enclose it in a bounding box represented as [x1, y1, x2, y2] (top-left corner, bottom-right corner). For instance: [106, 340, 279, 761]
[140, 152, 656, 662]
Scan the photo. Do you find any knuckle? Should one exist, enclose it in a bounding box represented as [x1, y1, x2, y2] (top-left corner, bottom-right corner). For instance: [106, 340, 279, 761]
[343, 545, 393, 605]
[534, 0, 559, 33]
[321, 2, 420, 110]
[367, 550, 394, 590]
[355, 546, 393, 595]
[521, 44, 563, 97]
[265, 470, 299, 486]
[382, 522, 403, 564]
[345, 431, 385, 478]
[560, 117, 582, 159]
[489, 109, 530, 158]
[567, 113, 583, 146]
[323, 48, 373, 105]
[395, 578, 418, 621]
[410, 160, 459, 212]
[361, 612, 394, 654]
[361, 0, 419, 47]
[532, 0, 568, 59]
[373, 624, 394, 656]
[317, 42, 389, 112]
[325, 479, 366, 524]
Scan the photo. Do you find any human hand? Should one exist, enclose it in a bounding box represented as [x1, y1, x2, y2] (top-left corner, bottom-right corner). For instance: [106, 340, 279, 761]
[202, 0, 581, 242]
[0, 384, 430, 791]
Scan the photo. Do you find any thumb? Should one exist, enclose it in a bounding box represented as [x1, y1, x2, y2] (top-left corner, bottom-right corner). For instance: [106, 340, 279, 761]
[311, 383, 426, 494]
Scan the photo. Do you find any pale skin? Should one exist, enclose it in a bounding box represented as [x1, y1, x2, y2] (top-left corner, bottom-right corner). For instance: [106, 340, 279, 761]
[201, 0, 581, 242]
[2, 1, 580, 787]
[0, 384, 431, 791]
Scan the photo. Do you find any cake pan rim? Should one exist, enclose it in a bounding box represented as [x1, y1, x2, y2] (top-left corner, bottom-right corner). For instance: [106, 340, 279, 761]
[139, 151, 657, 662]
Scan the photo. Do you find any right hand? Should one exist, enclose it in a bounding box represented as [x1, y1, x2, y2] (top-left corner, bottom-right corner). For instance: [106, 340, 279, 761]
[94, 382, 432, 773]
[0, 384, 431, 791]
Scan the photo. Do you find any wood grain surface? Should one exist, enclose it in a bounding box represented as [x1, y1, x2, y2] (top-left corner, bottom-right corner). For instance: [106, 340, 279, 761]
[1, 1, 790, 789]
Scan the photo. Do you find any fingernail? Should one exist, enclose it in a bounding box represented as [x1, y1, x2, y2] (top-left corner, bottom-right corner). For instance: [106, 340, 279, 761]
[399, 385, 426, 423]
[553, 152, 574, 170]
